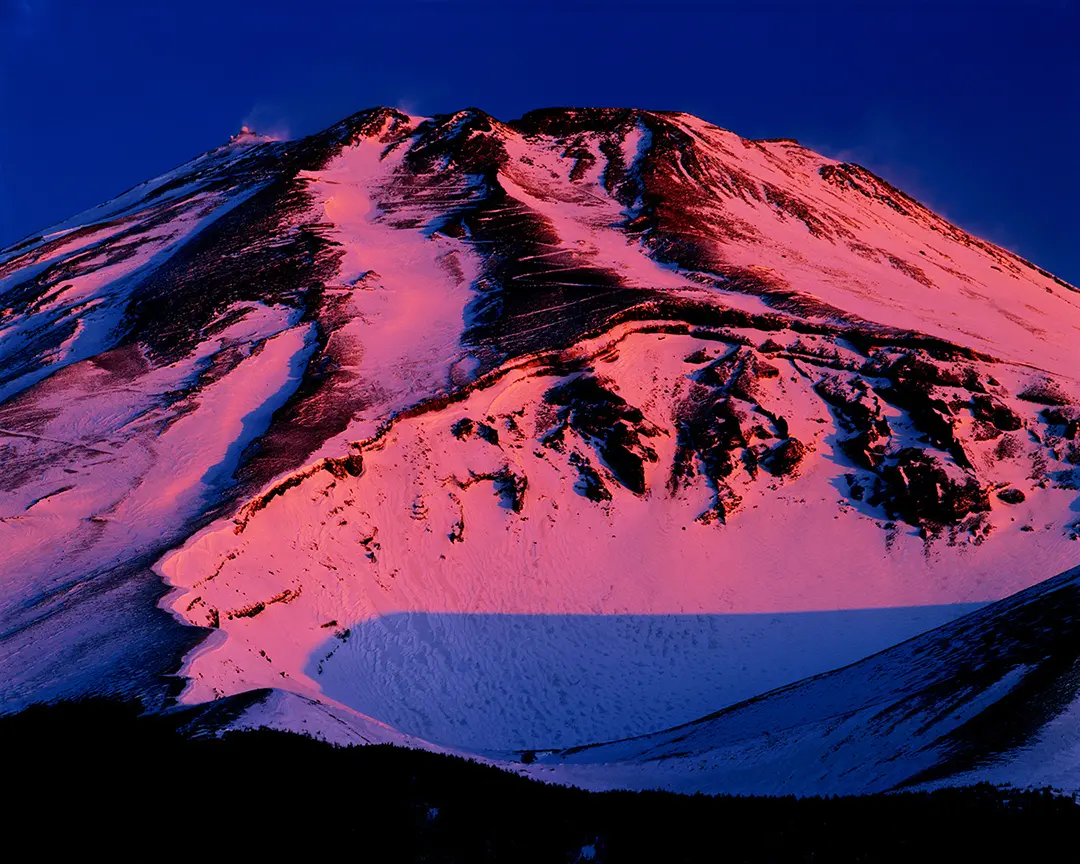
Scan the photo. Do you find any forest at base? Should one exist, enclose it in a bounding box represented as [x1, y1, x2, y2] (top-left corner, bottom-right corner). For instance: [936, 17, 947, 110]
[4, 699, 1077, 862]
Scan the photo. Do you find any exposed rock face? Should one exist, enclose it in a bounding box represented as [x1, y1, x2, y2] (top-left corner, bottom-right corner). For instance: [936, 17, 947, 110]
[973, 394, 1023, 433]
[816, 375, 892, 470]
[882, 449, 990, 527]
[766, 437, 807, 478]
[997, 488, 1026, 505]
[541, 375, 660, 496]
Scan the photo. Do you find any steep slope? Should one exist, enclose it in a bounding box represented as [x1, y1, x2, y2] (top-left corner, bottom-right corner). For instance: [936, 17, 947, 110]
[1, 108, 1078, 790]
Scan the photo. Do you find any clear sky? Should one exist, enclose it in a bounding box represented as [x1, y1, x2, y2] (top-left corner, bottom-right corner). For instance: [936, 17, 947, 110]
[2, 1, 1077, 284]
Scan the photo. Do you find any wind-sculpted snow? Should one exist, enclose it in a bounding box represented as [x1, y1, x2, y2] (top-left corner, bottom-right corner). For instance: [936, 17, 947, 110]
[1, 106, 1078, 794]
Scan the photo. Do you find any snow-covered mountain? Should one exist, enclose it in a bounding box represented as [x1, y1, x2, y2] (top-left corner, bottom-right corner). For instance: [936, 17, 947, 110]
[1, 107, 1077, 793]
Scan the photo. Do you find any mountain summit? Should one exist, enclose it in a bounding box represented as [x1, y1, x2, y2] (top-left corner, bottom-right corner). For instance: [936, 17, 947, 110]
[1, 107, 1078, 793]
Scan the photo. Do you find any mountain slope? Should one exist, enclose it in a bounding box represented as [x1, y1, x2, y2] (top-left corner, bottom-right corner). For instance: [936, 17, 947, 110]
[1, 107, 1077, 791]
[519, 563, 1080, 795]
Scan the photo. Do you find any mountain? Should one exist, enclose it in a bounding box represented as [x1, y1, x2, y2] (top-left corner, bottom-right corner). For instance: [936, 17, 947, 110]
[1, 107, 1078, 793]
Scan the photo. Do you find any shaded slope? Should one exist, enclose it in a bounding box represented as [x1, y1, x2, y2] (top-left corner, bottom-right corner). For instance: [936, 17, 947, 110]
[526, 564, 1080, 795]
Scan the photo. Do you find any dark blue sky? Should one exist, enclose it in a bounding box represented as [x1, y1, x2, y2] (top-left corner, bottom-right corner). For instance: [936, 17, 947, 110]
[2, 1, 1078, 283]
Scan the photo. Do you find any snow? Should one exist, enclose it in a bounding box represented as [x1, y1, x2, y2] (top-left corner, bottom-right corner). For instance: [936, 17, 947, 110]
[215, 688, 415, 747]
[496, 129, 698, 295]
[663, 114, 1080, 379]
[0, 304, 315, 708]
[0, 186, 264, 404]
[283, 120, 485, 454]
[950, 698, 1080, 793]
[521, 566, 1080, 796]
[159, 326, 1075, 752]
[307, 605, 980, 751]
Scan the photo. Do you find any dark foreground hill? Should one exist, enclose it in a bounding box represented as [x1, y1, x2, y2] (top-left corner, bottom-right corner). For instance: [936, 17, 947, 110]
[5, 699, 1077, 862]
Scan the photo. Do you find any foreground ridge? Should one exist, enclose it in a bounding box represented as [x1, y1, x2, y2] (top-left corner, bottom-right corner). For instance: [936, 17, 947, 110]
[4, 699, 1078, 860]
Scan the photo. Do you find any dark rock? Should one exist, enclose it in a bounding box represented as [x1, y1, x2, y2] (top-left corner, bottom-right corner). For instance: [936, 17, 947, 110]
[767, 437, 807, 477]
[876, 355, 973, 469]
[325, 453, 364, 479]
[881, 449, 989, 526]
[846, 473, 866, 500]
[994, 435, 1024, 460]
[569, 452, 612, 502]
[972, 395, 1023, 432]
[544, 375, 658, 495]
[476, 422, 500, 445]
[1042, 408, 1080, 439]
[1018, 379, 1072, 406]
[996, 488, 1026, 505]
[449, 518, 465, 542]
[492, 467, 528, 513]
[815, 376, 890, 469]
